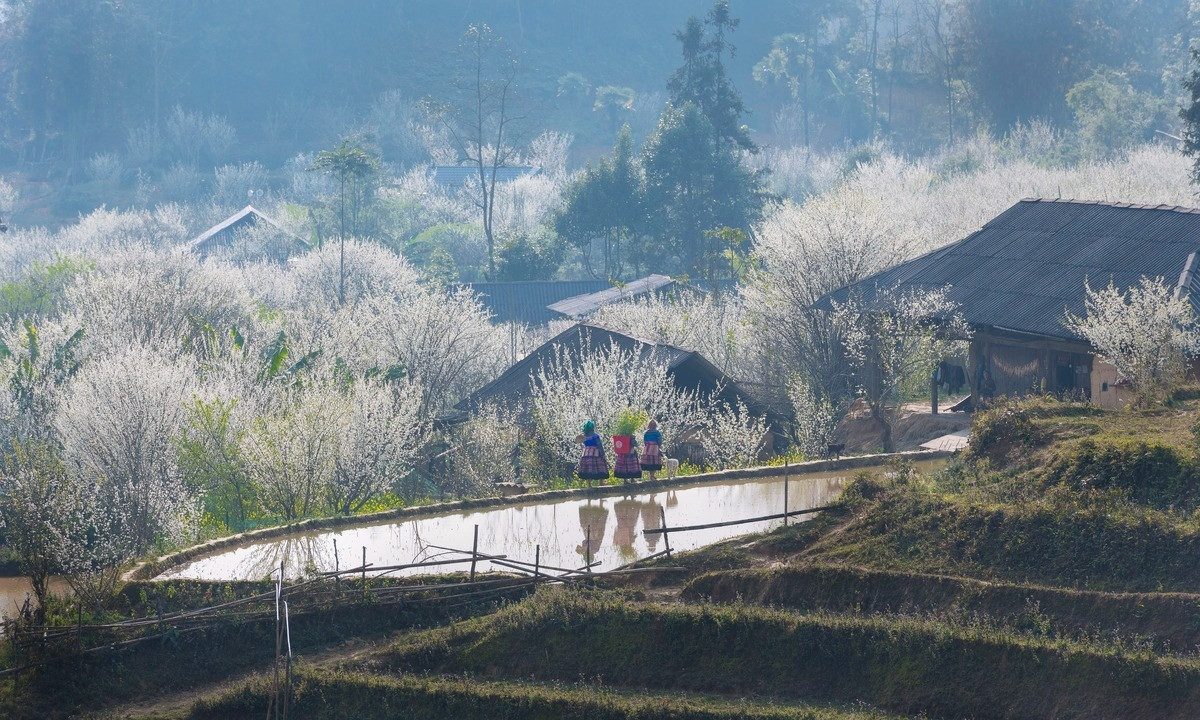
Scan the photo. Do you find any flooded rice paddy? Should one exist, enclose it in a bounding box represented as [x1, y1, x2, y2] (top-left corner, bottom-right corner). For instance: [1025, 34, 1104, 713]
[157, 460, 942, 582]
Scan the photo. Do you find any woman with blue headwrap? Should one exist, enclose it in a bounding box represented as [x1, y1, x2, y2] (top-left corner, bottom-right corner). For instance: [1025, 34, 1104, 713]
[575, 420, 609, 483]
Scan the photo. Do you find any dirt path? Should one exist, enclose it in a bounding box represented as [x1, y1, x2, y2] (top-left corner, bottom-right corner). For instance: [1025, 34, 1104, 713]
[102, 636, 379, 719]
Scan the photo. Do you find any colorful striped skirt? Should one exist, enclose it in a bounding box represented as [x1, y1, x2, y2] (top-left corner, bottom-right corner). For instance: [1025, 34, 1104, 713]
[614, 452, 642, 480]
[577, 445, 609, 480]
[640, 441, 663, 471]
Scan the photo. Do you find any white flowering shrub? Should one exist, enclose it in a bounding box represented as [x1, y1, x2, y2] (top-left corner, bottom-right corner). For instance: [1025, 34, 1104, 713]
[1064, 276, 1200, 406]
[446, 402, 520, 496]
[54, 344, 202, 552]
[588, 291, 757, 380]
[328, 378, 428, 514]
[86, 153, 124, 184]
[241, 386, 339, 521]
[836, 284, 970, 452]
[66, 249, 260, 355]
[0, 174, 19, 216]
[530, 338, 704, 464]
[212, 161, 268, 208]
[702, 399, 769, 470]
[787, 375, 838, 457]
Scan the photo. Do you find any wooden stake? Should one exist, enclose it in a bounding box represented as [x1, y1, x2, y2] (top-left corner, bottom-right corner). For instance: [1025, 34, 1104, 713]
[660, 506, 672, 559]
[585, 525, 592, 570]
[470, 525, 479, 581]
[361, 547, 367, 602]
[534, 545, 541, 577]
[783, 461, 790, 528]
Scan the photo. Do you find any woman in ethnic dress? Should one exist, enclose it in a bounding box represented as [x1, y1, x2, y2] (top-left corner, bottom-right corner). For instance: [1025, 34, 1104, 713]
[640, 419, 663, 481]
[576, 421, 609, 484]
[613, 432, 642, 483]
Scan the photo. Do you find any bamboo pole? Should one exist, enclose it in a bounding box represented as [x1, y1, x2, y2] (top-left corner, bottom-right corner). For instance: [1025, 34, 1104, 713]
[783, 461, 790, 528]
[645, 505, 834, 535]
[470, 525, 479, 581]
[660, 506, 672, 559]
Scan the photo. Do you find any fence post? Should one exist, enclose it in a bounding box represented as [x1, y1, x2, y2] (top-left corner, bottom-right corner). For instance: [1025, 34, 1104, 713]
[534, 545, 541, 578]
[783, 461, 790, 528]
[333, 538, 340, 603]
[660, 506, 672, 560]
[585, 525, 592, 570]
[283, 600, 293, 720]
[361, 547, 367, 602]
[470, 525, 479, 581]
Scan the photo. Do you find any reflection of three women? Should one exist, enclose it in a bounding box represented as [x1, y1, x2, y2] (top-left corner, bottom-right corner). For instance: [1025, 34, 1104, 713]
[575, 419, 664, 483]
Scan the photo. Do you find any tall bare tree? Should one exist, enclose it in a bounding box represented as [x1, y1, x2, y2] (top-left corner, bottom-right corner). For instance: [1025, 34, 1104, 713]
[427, 25, 523, 280]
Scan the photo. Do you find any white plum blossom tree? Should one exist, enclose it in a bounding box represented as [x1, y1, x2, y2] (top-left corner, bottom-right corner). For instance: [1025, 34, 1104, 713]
[1064, 276, 1200, 406]
[702, 399, 770, 470]
[835, 284, 969, 452]
[529, 338, 705, 464]
[240, 386, 341, 521]
[328, 378, 428, 514]
[54, 344, 202, 552]
[446, 402, 520, 496]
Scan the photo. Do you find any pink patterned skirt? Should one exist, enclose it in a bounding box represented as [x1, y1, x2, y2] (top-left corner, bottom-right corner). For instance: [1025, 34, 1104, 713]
[577, 445, 609, 480]
[614, 452, 642, 480]
[640, 441, 663, 471]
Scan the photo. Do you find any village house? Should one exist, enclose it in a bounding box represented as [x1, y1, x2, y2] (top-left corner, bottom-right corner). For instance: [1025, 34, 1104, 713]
[457, 322, 787, 460]
[824, 198, 1200, 409]
[185, 204, 310, 262]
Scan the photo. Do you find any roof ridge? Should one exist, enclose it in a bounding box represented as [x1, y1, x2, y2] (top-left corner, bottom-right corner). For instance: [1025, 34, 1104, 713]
[1020, 197, 1200, 214]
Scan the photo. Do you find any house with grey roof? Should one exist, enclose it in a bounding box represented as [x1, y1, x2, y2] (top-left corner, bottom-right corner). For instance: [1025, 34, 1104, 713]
[547, 274, 683, 319]
[186, 205, 310, 261]
[457, 323, 786, 457]
[822, 198, 1200, 407]
[457, 280, 610, 326]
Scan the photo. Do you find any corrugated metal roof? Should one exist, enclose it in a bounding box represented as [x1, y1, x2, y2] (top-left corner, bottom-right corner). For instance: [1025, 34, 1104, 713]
[822, 199, 1200, 341]
[186, 205, 310, 256]
[547, 274, 677, 318]
[457, 280, 610, 325]
[429, 166, 539, 186]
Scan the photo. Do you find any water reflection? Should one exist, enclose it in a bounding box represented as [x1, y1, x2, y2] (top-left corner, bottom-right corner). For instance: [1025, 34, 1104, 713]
[577, 501, 609, 563]
[0, 577, 71, 620]
[157, 461, 942, 582]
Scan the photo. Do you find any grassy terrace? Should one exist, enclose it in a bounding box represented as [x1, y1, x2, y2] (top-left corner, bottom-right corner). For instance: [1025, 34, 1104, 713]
[11, 393, 1200, 719]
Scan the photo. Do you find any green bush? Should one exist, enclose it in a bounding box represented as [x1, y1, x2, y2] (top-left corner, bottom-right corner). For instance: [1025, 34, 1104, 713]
[1043, 438, 1200, 510]
[966, 399, 1043, 461]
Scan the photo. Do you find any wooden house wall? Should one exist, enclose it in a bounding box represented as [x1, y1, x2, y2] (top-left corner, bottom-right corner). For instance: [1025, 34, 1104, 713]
[968, 326, 1094, 400]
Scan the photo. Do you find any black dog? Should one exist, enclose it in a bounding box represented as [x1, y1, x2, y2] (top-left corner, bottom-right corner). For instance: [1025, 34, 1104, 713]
[825, 443, 845, 460]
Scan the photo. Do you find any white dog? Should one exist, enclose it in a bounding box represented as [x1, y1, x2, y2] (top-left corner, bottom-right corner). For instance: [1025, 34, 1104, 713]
[663, 457, 680, 478]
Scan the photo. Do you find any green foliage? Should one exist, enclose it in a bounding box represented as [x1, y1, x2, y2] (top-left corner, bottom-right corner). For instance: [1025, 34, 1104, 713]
[642, 102, 767, 285]
[495, 231, 563, 281]
[0, 254, 93, 323]
[611, 407, 649, 437]
[554, 124, 646, 280]
[177, 396, 259, 533]
[1042, 438, 1200, 510]
[966, 398, 1043, 461]
[1066, 67, 1161, 155]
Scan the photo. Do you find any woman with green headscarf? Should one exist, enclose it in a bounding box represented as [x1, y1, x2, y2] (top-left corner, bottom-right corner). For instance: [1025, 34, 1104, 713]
[575, 420, 609, 483]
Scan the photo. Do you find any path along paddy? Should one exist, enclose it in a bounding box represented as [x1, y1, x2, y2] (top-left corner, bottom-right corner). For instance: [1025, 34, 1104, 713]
[152, 455, 946, 583]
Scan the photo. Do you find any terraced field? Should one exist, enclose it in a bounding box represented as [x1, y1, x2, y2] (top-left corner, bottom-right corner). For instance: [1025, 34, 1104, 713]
[10, 395, 1200, 719]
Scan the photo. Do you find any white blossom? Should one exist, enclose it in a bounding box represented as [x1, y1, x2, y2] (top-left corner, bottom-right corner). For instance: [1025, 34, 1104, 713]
[1064, 276, 1200, 406]
[54, 344, 202, 551]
